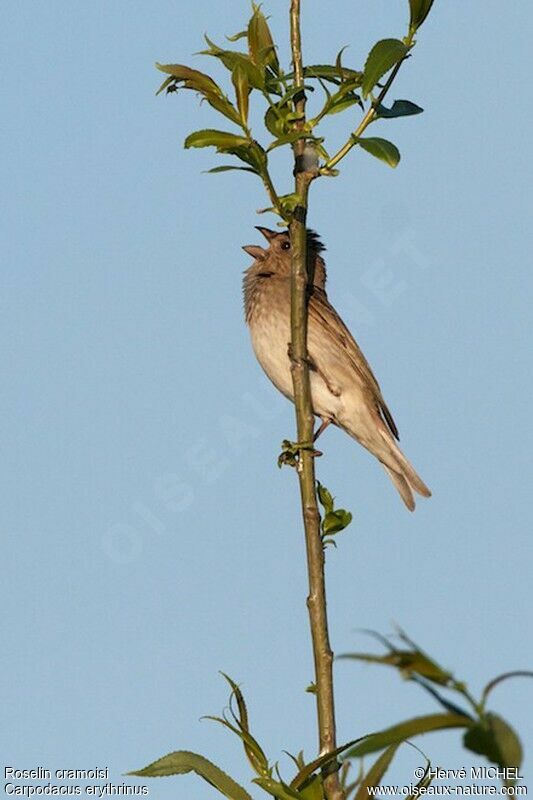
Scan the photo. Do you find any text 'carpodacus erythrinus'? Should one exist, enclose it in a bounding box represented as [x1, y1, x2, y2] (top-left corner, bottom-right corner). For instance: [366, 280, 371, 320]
[243, 226, 431, 511]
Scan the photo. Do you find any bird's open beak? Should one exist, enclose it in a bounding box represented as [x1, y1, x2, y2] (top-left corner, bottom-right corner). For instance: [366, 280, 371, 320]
[255, 226, 277, 241]
[242, 244, 266, 260]
[242, 227, 277, 259]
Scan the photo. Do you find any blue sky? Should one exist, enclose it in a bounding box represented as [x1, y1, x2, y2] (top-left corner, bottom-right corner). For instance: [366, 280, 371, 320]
[2, 1, 532, 797]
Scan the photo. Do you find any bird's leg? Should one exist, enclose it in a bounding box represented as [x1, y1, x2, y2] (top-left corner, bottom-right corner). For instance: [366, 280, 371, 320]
[313, 417, 332, 442]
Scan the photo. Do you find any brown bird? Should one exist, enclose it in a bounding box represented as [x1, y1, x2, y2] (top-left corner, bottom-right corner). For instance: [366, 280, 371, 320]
[243, 226, 431, 511]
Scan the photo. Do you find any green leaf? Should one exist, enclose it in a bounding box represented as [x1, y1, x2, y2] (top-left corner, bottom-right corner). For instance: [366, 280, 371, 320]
[323, 510, 352, 535]
[215, 674, 270, 778]
[345, 713, 472, 758]
[361, 39, 408, 99]
[204, 713, 270, 778]
[317, 482, 353, 540]
[264, 85, 316, 136]
[266, 132, 317, 152]
[291, 740, 361, 790]
[184, 130, 249, 151]
[317, 482, 334, 514]
[314, 79, 362, 120]
[254, 776, 302, 800]
[409, 0, 435, 31]
[300, 775, 324, 800]
[155, 63, 241, 125]
[220, 672, 249, 731]
[155, 75, 176, 96]
[205, 165, 257, 174]
[464, 714, 523, 771]
[264, 105, 286, 137]
[394, 628, 455, 686]
[277, 193, 304, 214]
[354, 745, 399, 800]
[233, 142, 268, 173]
[327, 94, 361, 115]
[204, 94, 243, 127]
[155, 62, 222, 95]
[338, 647, 452, 685]
[201, 37, 266, 89]
[248, 4, 279, 73]
[226, 30, 248, 43]
[128, 751, 253, 800]
[184, 132, 267, 177]
[354, 136, 401, 168]
[299, 65, 363, 85]
[232, 64, 249, 125]
[376, 100, 424, 118]
[335, 46, 349, 79]
[279, 84, 316, 102]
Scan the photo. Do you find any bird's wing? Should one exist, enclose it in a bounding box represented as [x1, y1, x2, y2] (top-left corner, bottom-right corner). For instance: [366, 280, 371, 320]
[308, 288, 400, 440]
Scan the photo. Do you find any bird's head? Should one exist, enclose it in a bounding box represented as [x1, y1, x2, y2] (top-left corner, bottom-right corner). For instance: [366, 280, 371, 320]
[242, 227, 326, 287]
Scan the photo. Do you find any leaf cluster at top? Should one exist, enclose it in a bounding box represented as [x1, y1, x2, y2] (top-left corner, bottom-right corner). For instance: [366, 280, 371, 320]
[156, 1, 436, 220]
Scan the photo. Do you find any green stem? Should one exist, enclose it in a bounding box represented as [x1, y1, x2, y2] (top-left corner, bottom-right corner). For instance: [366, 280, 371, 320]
[260, 167, 284, 218]
[289, 3, 343, 800]
[322, 52, 409, 173]
[453, 683, 483, 716]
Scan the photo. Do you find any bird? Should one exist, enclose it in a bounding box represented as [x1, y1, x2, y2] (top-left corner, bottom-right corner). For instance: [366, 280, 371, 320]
[242, 226, 431, 511]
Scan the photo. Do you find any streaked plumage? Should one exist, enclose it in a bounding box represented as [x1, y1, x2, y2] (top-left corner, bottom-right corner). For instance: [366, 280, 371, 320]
[243, 227, 431, 511]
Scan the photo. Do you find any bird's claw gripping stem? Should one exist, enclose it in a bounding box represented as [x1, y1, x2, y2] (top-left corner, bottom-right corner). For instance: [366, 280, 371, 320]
[277, 439, 323, 469]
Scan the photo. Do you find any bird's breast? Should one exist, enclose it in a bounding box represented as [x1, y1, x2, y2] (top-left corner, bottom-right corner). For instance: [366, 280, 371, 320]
[245, 280, 346, 422]
[248, 291, 294, 400]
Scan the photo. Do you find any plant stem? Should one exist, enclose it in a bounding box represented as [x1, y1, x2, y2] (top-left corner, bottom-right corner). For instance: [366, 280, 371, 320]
[260, 168, 284, 218]
[322, 54, 408, 172]
[289, 3, 343, 799]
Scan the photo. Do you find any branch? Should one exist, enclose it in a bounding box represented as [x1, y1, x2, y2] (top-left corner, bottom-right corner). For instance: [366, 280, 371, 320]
[322, 50, 410, 173]
[288, 3, 343, 800]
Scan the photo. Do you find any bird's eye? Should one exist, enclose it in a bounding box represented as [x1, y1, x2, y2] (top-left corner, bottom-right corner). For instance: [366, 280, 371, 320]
[281, 241, 291, 250]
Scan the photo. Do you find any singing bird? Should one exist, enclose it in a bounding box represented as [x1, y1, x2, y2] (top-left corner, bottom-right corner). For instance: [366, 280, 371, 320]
[242, 226, 431, 511]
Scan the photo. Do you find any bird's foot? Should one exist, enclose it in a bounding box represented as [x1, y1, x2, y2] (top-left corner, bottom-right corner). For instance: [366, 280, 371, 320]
[278, 439, 323, 469]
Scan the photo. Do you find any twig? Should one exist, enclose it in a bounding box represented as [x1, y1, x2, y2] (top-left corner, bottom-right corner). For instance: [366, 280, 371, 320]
[322, 49, 410, 173]
[261, 168, 284, 218]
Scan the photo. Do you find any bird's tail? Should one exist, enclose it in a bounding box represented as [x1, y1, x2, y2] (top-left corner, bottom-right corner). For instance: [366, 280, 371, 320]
[339, 412, 431, 511]
[381, 465, 417, 512]
[377, 426, 431, 511]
